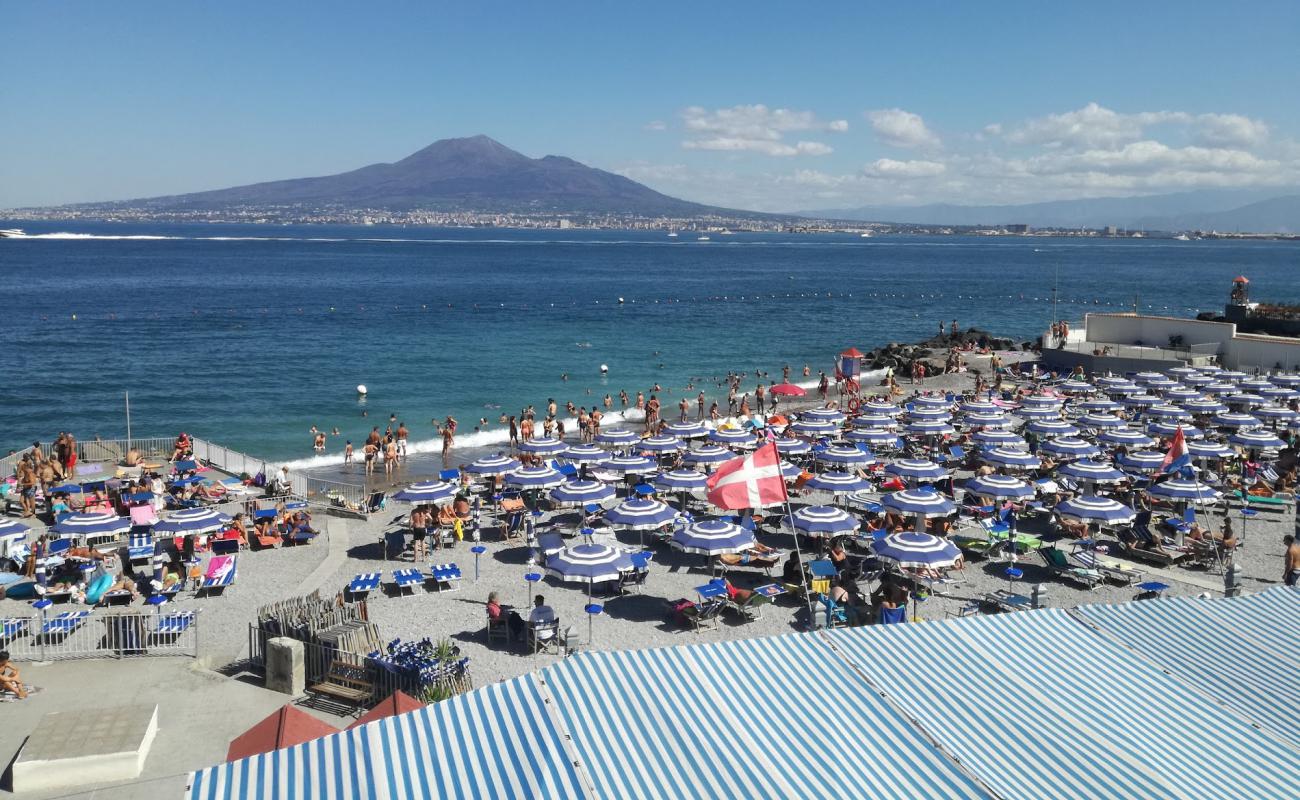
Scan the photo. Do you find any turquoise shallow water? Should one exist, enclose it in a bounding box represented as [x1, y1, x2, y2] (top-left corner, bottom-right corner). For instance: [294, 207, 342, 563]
[1, 221, 1296, 465]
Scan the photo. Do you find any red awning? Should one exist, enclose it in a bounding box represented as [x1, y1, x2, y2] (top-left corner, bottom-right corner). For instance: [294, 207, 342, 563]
[227, 706, 338, 762]
[1233, 275, 1250, 283]
[347, 690, 424, 730]
[839, 347, 865, 358]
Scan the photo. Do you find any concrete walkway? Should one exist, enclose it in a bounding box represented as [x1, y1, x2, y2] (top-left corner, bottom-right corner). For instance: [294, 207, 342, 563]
[290, 517, 351, 597]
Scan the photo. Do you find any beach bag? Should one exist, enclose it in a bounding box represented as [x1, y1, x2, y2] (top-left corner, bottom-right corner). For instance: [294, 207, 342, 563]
[669, 599, 695, 626]
[253, 470, 266, 487]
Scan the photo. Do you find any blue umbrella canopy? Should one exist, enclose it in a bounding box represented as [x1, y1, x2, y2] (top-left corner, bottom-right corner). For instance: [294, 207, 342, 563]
[1101, 382, 1144, 395]
[781, 505, 859, 535]
[595, 429, 641, 446]
[599, 455, 659, 474]
[1055, 496, 1136, 525]
[1166, 367, 1204, 378]
[850, 413, 899, 429]
[1238, 378, 1274, 392]
[805, 471, 871, 494]
[562, 443, 607, 462]
[1076, 399, 1123, 412]
[1058, 380, 1094, 393]
[545, 544, 634, 584]
[1019, 395, 1065, 408]
[1037, 437, 1102, 458]
[1026, 419, 1081, 437]
[708, 427, 755, 445]
[817, 445, 876, 467]
[846, 428, 901, 446]
[1258, 386, 1300, 400]
[1057, 460, 1127, 483]
[1226, 393, 1266, 407]
[802, 408, 847, 423]
[1121, 394, 1161, 407]
[661, 421, 708, 438]
[0, 518, 30, 539]
[964, 474, 1034, 499]
[604, 497, 676, 529]
[904, 420, 956, 436]
[788, 419, 839, 435]
[1228, 429, 1286, 449]
[1132, 371, 1165, 382]
[392, 481, 458, 505]
[1147, 479, 1221, 503]
[1180, 398, 1228, 414]
[885, 459, 948, 481]
[959, 400, 1001, 414]
[1215, 370, 1249, 382]
[51, 512, 131, 537]
[681, 444, 734, 465]
[672, 519, 755, 555]
[858, 401, 902, 415]
[550, 480, 616, 506]
[465, 453, 521, 475]
[1077, 413, 1125, 429]
[1146, 422, 1203, 439]
[153, 507, 233, 535]
[773, 437, 813, 455]
[1270, 373, 1300, 387]
[1186, 440, 1233, 458]
[1254, 406, 1300, 423]
[980, 447, 1042, 469]
[778, 461, 804, 480]
[907, 407, 953, 421]
[653, 470, 709, 492]
[1212, 412, 1263, 429]
[1202, 382, 1238, 396]
[971, 429, 1027, 447]
[1116, 450, 1165, 473]
[505, 465, 566, 489]
[963, 412, 1012, 429]
[1098, 428, 1156, 448]
[638, 434, 685, 453]
[882, 489, 957, 516]
[873, 532, 962, 569]
[1016, 406, 1064, 419]
[1179, 374, 1215, 387]
[911, 396, 952, 409]
[1161, 387, 1201, 401]
[517, 436, 568, 455]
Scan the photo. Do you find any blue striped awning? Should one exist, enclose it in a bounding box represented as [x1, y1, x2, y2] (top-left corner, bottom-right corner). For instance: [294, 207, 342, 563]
[188, 678, 589, 799]
[540, 633, 990, 799]
[824, 608, 1300, 800]
[1075, 586, 1300, 747]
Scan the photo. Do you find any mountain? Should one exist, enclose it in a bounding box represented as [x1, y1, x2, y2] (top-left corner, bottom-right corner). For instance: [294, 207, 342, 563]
[798, 188, 1300, 232]
[109, 135, 741, 217]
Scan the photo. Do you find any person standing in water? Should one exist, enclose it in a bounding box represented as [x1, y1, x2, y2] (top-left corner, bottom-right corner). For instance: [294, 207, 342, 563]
[396, 422, 409, 461]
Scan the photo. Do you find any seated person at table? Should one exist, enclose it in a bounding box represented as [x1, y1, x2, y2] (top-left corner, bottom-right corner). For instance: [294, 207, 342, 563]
[828, 541, 852, 574]
[871, 579, 910, 618]
[528, 595, 558, 644]
[487, 591, 526, 640]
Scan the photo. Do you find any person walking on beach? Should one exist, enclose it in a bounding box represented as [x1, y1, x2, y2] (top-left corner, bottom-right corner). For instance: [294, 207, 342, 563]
[709, 401, 720, 422]
[363, 440, 378, 475]
[508, 415, 519, 448]
[645, 396, 661, 432]
[727, 385, 738, 416]
[396, 422, 409, 461]
[577, 408, 590, 443]
[344, 440, 353, 465]
[818, 372, 829, 402]
[590, 407, 602, 438]
[697, 391, 706, 420]
[755, 382, 766, 415]
[384, 438, 398, 478]
[678, 397, 690, 422]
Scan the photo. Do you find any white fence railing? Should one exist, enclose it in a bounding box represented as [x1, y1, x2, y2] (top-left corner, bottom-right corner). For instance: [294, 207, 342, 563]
[0, 609, 200, 661]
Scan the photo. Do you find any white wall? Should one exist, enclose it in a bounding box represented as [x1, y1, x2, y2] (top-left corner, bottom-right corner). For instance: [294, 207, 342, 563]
[1083, 313, 1300, 371]
[1226, 335, 1300, 371]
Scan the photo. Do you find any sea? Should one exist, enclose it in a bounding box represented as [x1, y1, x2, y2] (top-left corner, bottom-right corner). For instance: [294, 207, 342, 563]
[2, 221, 1297, 475]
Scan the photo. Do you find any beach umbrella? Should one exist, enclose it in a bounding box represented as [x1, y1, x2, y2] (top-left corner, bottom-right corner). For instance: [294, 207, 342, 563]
[1116, 450, 1165, 473]
[604, 497, 676, 529]
[1142, 378, 1180, 391]
[963, 412, 1012, 429]
[1037, 437, 1102, 458]
[1238, 379, 1275, 392]
[1019, 395, 1064, 408]
[550, 480, 615, 507]
[1216, 370, 1249, 382]
[788, 419, 839, 435]
[1121, 394, 1161, 408]
[661, 421, 708, 438]
[517, 436, 568, 455]
[1211, 412, 1262, 429]
[653, 470, 708, 492]
[52, 512, 131, 537]
[599, 455, 658, 475]
[505, 465, 566, 489]
[805, 472, 871, 495]
[872, 532, 962, 569]
[1259, 386, 1300, 400]
[1103, 383, 1145, 396]
[777, 460, 804, 480]
[774, 436, 813, 455]
[912, 396, 952, 409]
[1015, 406, 1064, 419]
[0, 518, 30, 540]
[1180, 398, 1228, 415]
[672, 519, 754, 555]
[1026, 419, 1080, 437]
[971, 429, 1027, 447]
[1201, 382, 1237, 396]
[904, 420, 956, 436]
[858, 401, 902, 415]
[1076, 399, 1123, 413]
[959, 400, 1001, 414]
[391, 481, 457, 505]
[1226, 393, 1266, 408]
[846, 428, 900, 446]
[1269, 373, 1300, 387]
[681, 444, 733, 466]
[561, 444, 607, 462]
[465, 453, 521, 475]
[1098, 428, 1156, 448]
[1187, 441, 1234, 459]
[638, 434, 684, 453]
[708, 427, 755, 446]
[1144, 404, 1192, 420]
[1132, 371, 1165, 383]
[851, 414, 899, 429]
[1077, 413, 1125, 429]
[885, 459, 948, 482]
[907, 407, 952, 421]
[964, 474, 1034, 499]
[782, 505, 859, 536]
[1056, 496, 1135, 525]
[1166, 367, 1203, 378]
[1160, 388, 1201, 402]
[1058, 380, 1094, 393]
[1228, 429, 1286, 449]
[1058, 460, 1127, 483]
[802, 408, 847, 423]
[1179, 374, 1214, 387]
[595, 429, 641, 447]
[980, 447, 1042, 470]
[545, 544, 634, 589]
[817, 445, 876, 467]
[882, 489, 957, 516]
[1095, 375, 1134, 387]
[769, 383, 807, 397]
[1146, 422, 1203, 439]
[1147, 479, 1221, 503]
[1255, 406, 1300, 424]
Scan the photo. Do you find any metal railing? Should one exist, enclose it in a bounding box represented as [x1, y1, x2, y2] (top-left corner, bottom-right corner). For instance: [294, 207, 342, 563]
[1, 608, 200, 661]
[1049, 340, 1218, 363]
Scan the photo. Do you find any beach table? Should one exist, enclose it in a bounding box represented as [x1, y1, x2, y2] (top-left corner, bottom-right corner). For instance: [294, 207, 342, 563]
[807, 559, 837, 595]
[754, 583, 785, 599]
[695, 581, 727, 601]
[1136, 580, 1171, 599]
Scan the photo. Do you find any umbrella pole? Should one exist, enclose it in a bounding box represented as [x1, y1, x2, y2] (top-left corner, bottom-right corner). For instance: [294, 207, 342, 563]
[779, 496, 817, 631]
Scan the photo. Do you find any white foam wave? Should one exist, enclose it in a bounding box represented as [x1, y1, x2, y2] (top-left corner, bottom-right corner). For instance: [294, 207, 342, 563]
[25, 232, 181, 240]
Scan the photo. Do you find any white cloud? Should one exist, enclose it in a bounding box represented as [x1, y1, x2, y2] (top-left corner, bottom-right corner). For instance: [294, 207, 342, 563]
[680, 104, 845, 157]
[866, 108, 940, 149]
[1194, 113, 1269, 147]
[644, 120, 667, 131]
[862, 158, 946, 178]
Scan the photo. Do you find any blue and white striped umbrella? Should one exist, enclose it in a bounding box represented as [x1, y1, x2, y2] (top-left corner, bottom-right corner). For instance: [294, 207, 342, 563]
[885, 459, 948, 481]
[0, 518, 30, 540]
[1058, 380, 1094, 393]
[505, 466, 566, 489]
[1077, 399, 1123, 412]
[1179, 373, 1215, 386]
[1056, 496, 1136, 525]
[1202, 382, 1238, 396]
[1226, 393, 1266, 407]
[1166, 367, 1204, 378]
[1098, 428, 1156, 448]
[1216, 370, 1249, 382]
[782, 505, 859, 535]
[788, 419, 839, 435]
[1271, 373, 1300, 387]
[817, 445, 876, 467]
[1146, 422, 1203, 439]
[595, 429, 641, 446]
[1121, 394, 1162, 408]
[1228, 429, 1286, 449]
[1180, 398, 1228, 414]
[963, 412, 1012, 429]
[1187, 440, 1234, 458]
[907, 407, 952, 421]
[517, 436, 568, 455]
[778, 461, 804, 480]
[774, 436, 813, 455]
[1037, 437, 1102, 458]
[599, 455, 658, 474]
[1258, 386, 1300, 400]
[1077, 413, 1125, 429]
[550, 480, 616, 507]
[911, 396, 952, 409]
[904, 420, 956, 436]
[980, 447, 1042, 469]
[1132, 371, 1165, 382]
[971, 429, 1027, 447]
[661, 421, 708, 438]
[1057, 460, 1127, 483]
[1117, 450, 1165, 472]
[1147, 479, 1221, 503]
[851, 414, 898, 429]
[858, 401, 902, 415]
[1254, 406, 1300, 423]
[846, 428, 901, 446]
[392, 481, 458, 505]
[959, 400, 1001, 414]
[802, 408, 847, 423]
[964, 474, 1034, 499]
[1160, 387, 1201, 402]
[465, 453, 521, 475]
[1019, 395, 1064, 408]
[708, 427, 755, 445]
[562, 444, 607, 462]
[1238, 378, 1275, 392]
[638, 434, 685, 453]
[1144, 378, 1181, 391]
[805, 471, 871, 494]
[545, 544, 634, 584]
[653, 470, 709, 492]
[1026, 419, 1080, 437]
[51, 512, 131, 537]
[1144, 404, 1192, 420]
[882, 489, 956, 516]
[872, 532, 962, 569]
[672, 519, 754, 555]
[681, 444, 734, 466]
[1212, 412, 1262, 429]
[1095, 375, 1136, 387]
[604, 498, 676, 529]
[1102, 383, 1144, 396]
[1016, 406, 1064, 419]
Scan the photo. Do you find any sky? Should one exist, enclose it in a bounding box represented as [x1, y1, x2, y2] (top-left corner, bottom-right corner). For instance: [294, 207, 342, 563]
[3, 0, 1299, 212]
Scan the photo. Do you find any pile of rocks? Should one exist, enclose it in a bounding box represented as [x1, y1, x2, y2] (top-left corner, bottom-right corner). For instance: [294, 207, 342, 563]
[859, 329, 1030, 375]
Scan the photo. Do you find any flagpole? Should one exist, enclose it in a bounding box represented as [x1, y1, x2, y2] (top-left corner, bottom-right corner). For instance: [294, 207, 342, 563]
[769, 442, 817, 631]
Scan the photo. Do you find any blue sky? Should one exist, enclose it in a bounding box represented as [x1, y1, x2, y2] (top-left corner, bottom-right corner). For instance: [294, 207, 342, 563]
[4, 1, 1298, 211]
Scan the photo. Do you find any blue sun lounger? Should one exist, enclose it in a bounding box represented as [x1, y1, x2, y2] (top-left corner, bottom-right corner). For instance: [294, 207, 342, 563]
[155, 611, 197, 636]
[426, 563, 462, 592]
[41, 610, 92, 640]
[1, 618, 31, 646]
[391, 568, 423, 596]
[346, 572, 382, 600]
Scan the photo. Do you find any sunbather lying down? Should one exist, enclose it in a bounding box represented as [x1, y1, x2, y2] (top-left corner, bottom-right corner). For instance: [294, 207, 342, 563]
[719, 543, 782, 567]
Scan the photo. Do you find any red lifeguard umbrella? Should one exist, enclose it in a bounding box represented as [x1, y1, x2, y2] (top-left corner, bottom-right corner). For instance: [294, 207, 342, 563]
[227, 706, 337, 762]
[769, 383, 806, 397]
[347, 690, 424, 730]
[840, 347, 865, 359]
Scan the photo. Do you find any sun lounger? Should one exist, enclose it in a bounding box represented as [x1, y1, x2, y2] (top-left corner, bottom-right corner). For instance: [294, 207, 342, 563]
[951, 534, 999, 560]
[154, 611, 197, 637]
[981, 590, 1033, 613]
[1039, 547, 1103, 588]
[725, 591, 773, 621]
[41, 610, 92, 640]
[1118, 521, 1187, 566]
[127, 532, 154, 569]
[425, 563, 462, 592]
[1229, 489, 1291, 511]
[391, 568, 423, 596]
[716, 548, 783, 575]
[197, 555, 236, 597]
[1069, 547, 1144, 585]
[681, 598, 724, 633]
[904, 568, 964, 595]
[346, 572, 381, 600]
[1, 618, 31, 646]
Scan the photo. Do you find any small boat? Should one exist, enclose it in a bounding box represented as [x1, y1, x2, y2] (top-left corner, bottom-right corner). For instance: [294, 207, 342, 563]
[697, 235, 710, 241]
[0, 228, 26, 238]
[1173, 233, 1190, 241]
[718, 228, 734, 236]
[860, 231, 873, 238]
[667, 231, 678, 238]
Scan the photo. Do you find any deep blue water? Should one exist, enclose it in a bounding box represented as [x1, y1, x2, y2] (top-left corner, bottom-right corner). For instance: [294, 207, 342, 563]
[1, 221, 1296, 465]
